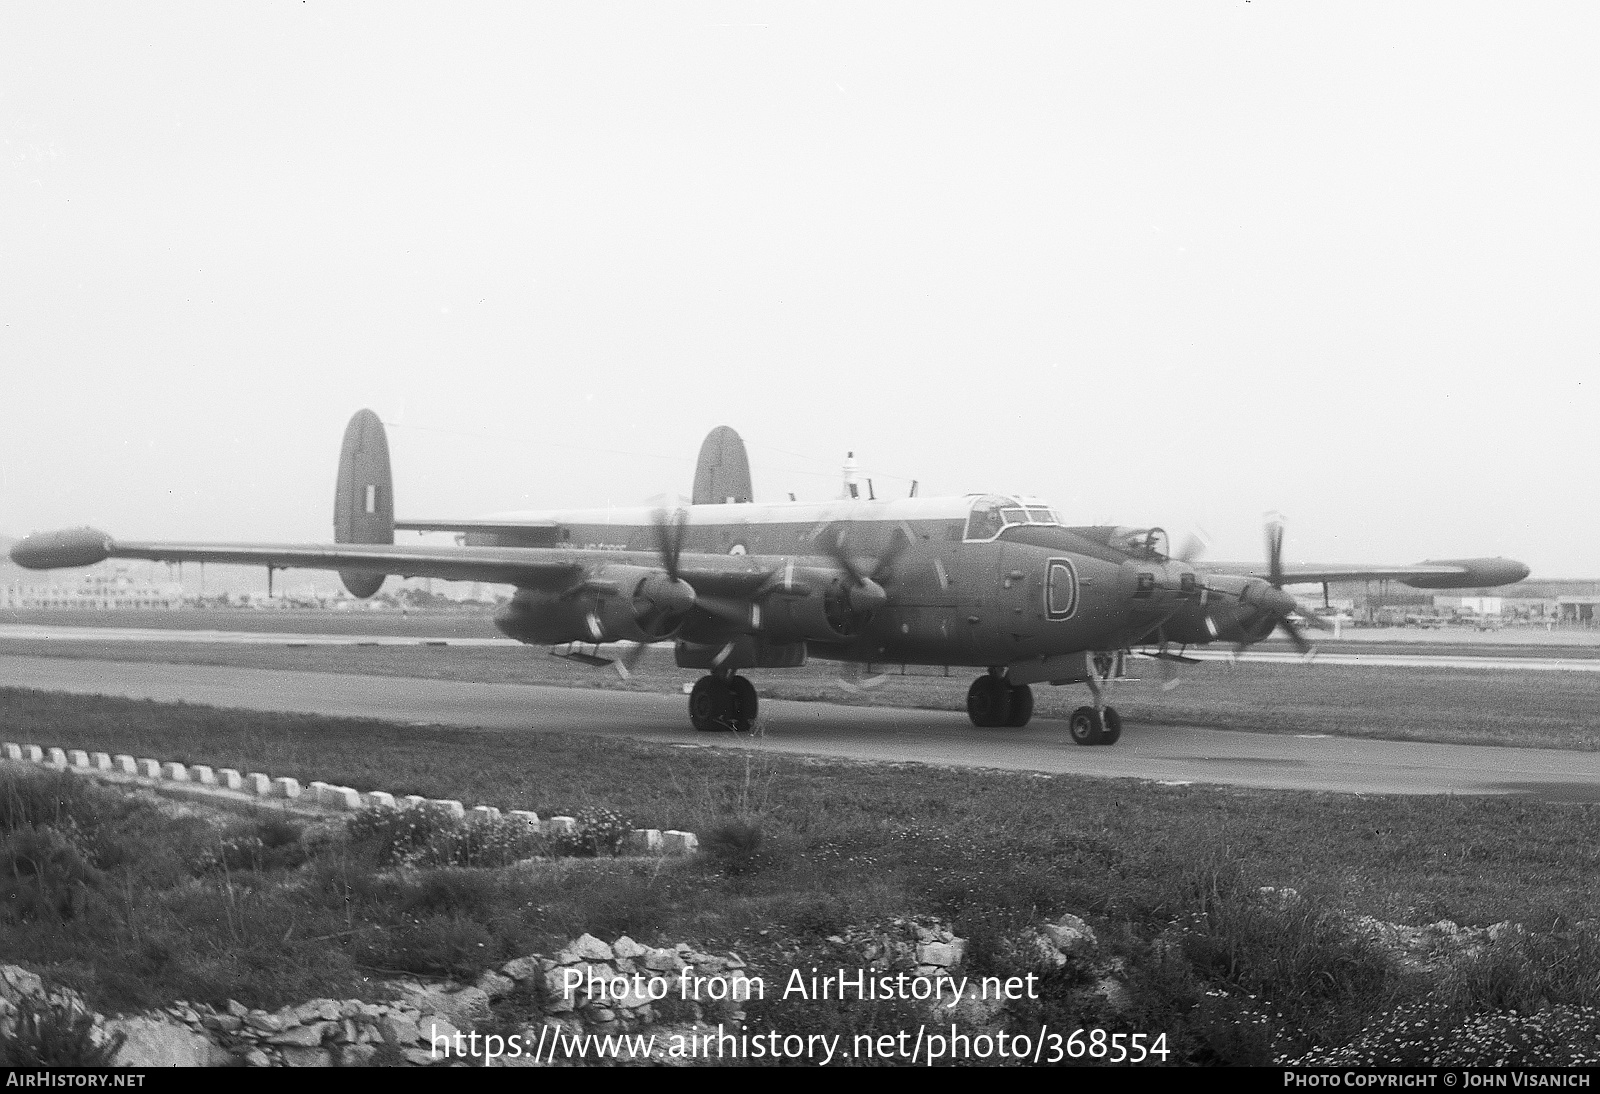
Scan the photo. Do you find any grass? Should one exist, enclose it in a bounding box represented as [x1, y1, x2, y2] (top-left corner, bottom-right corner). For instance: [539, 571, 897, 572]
[4, 689, 1600, 1064]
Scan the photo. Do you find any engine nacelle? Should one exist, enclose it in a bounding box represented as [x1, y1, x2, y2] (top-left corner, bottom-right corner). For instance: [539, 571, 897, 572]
[756, 586, 855, 644]
[1159, 575, 1277, 646]
[494, 565, 692, 646]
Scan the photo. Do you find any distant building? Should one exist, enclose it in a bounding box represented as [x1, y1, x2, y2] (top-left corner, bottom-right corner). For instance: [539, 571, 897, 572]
[1557, 597, 1600, 624]
[1, 568, 185, 610]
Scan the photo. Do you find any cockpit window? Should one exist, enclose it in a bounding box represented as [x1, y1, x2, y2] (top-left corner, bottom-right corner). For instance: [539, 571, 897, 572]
[964, 496, 1063, 541]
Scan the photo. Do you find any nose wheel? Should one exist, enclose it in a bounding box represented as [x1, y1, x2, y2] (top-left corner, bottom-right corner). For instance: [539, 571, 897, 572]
[1069, 705, 1122, 746]
[967, 675, 1034, 728]
[689, 674, 759, 732]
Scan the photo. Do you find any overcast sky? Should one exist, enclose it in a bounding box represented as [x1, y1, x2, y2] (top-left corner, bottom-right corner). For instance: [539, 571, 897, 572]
[3, 3, 1595, 577]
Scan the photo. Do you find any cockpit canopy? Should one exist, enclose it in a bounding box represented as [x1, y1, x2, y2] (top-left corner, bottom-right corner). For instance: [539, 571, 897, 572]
[1108, 527, 1170, 560]
[963, 494, 1064, 542]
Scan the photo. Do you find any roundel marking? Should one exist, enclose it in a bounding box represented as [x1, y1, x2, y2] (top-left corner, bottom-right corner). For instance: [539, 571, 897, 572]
[1046, 558, 1080, 621]
[729, 543, 747, 556]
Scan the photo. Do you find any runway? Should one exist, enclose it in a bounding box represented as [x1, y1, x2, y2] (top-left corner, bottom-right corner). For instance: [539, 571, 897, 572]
[4, 653, 1598, 800]
[4, 624, 1600, 671]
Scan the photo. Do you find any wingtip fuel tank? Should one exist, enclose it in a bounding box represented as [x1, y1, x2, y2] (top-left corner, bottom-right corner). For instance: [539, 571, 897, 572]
[10, 527, 113, 570]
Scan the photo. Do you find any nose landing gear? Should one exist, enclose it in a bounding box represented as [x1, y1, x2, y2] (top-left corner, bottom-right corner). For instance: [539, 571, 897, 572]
[1069, 662, 1122, 745]
[688, 673, 759, 732]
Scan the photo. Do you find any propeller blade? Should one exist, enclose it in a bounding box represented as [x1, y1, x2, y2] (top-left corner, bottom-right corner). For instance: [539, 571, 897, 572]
[1293, 600, 1333, 631]
[613, 640, 653, 679]
[651, 508, 689, 580]
[1264, 513, 1286, 586]
[1278, 619, 1314, 657]
[1176, 531, 1210, 564]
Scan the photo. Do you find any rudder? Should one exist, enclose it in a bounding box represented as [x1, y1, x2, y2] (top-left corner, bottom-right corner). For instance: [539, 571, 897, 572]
[333, 408, 394, 597]
[691, 426, 753, 505]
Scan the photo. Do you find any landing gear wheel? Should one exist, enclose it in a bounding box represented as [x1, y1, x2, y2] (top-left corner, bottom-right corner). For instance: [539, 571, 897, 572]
[729, 676, 758, 733]
[1099, 706, 1122, 746]
[966, 676, 1013, 728]
[1069, 705, 1104, 746]
[689, 676, 733, 732]
[1005, 684, 1034, 727]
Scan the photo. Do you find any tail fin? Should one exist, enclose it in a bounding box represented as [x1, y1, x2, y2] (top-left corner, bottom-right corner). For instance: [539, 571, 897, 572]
[692, 426, 753, 505]
[333, 408, 394, 597]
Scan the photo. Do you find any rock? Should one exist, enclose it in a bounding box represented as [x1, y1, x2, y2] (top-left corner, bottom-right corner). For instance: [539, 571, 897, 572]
[475, 972, 515, 1001]
[270, 1021, 331, 1047]
[418, 1018, 462, 1059]
[106, 1017, 218, 1067]
[403, 987, 488, 1031]
[642, 947, 685, 972]
[227, 1000, 249, 1018]
[0, 967, 45, 1005]
[340, 1043, 378, 1066]
[612, 936, 646, 960]
[295, 999, 341, 1023]
[245, 1010, 284, 1033]
[244, 1048, 272, 1067]
[379, 1015, 420, 1045]
[570, 934, 614, 962]
[1042, 915, 1097, 956]
[917, 942, 957, 967]
[281, 1046, 333, 1067]
[502, 956, 543, 981]
[403, 1047, 438, 1066]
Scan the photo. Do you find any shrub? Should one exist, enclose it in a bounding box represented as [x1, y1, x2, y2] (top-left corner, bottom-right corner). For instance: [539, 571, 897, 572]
[701, 819, 766, 877]
[557, 808, 632, 858]
[0, 826, 104, 923]
[0, 769, 106, 835]
[0, 1000, 124, 1066]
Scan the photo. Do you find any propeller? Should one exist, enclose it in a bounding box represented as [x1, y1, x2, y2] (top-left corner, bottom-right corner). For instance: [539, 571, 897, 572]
[819, 521, 915, 689]
[615, 508, 695, 678]
[1256, 514, 1324, 658]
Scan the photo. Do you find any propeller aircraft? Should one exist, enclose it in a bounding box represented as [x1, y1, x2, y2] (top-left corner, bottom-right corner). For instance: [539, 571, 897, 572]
[9, 411, 1530, 745]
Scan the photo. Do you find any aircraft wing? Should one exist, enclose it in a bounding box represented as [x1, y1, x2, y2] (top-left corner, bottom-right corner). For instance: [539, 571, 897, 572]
[1198, 558, 1530, 589]
[7, 527, 797, 598]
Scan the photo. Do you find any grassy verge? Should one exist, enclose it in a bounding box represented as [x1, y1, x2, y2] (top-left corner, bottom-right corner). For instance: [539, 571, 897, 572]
[4, 689, 1600, 1064]
[2, 637, 1598, 751]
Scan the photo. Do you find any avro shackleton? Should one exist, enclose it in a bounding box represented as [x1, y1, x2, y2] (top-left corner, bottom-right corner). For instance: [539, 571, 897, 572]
[10, 411, 1530, 745]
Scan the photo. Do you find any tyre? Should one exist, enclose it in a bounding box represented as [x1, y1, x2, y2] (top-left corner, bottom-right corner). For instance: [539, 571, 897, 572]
[1099, 706, 1122, 746]
[1069, 705, 1104, 746]
[1005, 684, 1034, 727]
[966, 676, 1012, 727]
[689, 676, 733, 732]
[729, 676, 758, 732]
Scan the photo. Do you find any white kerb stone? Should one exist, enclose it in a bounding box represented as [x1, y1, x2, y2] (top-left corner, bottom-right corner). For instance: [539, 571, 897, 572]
[2, 743, 21, 761]
[67, 750, 90, 768]
[662, 831, 699, 855]
[624, 829, 663, 854]
[545, 816, 577, 836]
[470, 806, 502, 824]
[246, 773, 273, 796]
[216, 768, 242, 790]
[137, 759, 161, 779]
[400, 795, 428, 810]
[91, 752, 112, 771]
[271, 777, 301, 799]
[508, 810, 541, 832]
[189, 765, 215, 785]
[161, 762, 189, 782]
[427, 799, 465, 819]
[24, 746, 44, 763]
[114, 755, 137, 774]
[47, 748, 68, 768]
[362, 791, 396, 810]
[320, 786, 362, 810]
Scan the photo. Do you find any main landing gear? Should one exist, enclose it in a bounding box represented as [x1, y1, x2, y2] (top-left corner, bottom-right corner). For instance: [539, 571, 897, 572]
[966, 672, 1034, 728]
[688, 673, 758, 733]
